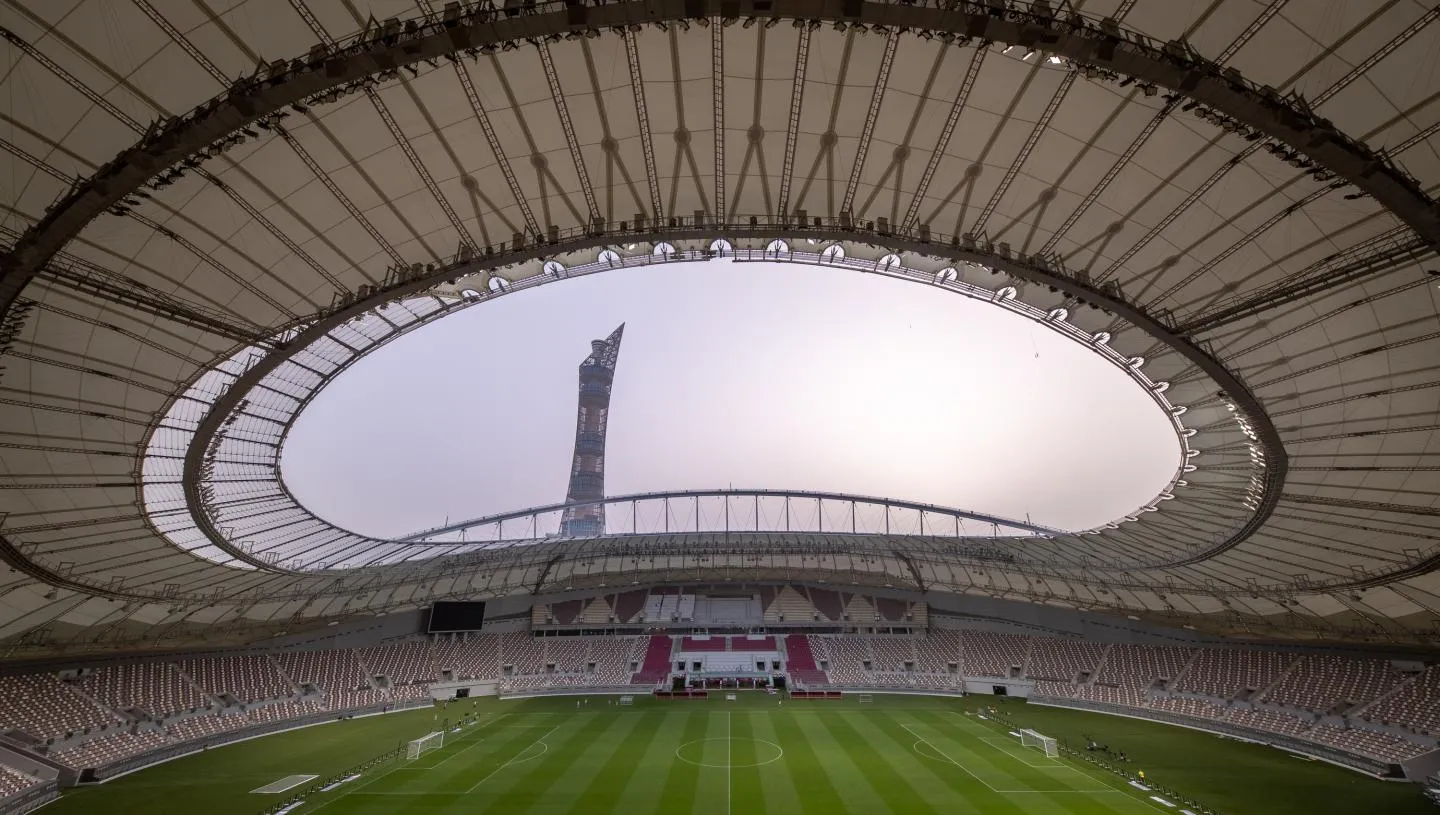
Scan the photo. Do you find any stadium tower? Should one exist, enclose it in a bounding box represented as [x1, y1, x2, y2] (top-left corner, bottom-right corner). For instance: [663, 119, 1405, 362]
[559, 323, 625, 537]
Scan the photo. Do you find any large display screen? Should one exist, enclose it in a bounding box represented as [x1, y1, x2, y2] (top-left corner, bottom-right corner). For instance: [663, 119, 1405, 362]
[427, 601, 487, 632]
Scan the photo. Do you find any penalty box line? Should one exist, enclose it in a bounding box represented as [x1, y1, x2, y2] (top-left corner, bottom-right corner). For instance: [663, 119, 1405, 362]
[901, 723, 1112, 795]
[978, 736, 1073, 769]
[415, 713, 514, 770]
[465, 724, 561, 794]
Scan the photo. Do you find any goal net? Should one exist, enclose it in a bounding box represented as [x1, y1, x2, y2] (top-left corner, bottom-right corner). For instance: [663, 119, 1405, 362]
[1020, 729, 1059, 758]
[407, 731, 444, 760]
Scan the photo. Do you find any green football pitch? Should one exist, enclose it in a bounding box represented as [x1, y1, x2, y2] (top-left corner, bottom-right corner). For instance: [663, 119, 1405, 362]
[47, 694, 1431, 815]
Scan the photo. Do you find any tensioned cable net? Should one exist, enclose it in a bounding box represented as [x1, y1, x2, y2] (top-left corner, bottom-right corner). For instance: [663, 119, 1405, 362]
[0, 0, 1438, 651]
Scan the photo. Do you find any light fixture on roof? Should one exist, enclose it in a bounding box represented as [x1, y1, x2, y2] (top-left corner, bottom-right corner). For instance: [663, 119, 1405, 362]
[1002, 45, 1017, 54]
[1022, 49, 1036, 60]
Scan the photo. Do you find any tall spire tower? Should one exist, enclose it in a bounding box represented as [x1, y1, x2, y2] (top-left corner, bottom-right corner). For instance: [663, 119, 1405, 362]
[559, 323, 625, 537]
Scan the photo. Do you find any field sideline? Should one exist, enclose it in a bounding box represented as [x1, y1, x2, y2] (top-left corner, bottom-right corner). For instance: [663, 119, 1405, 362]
[45, 694, 1429, 815]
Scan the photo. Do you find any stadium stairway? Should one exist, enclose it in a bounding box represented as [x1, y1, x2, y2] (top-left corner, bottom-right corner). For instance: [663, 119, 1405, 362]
[1166, 649, 1202, 691]
[1252, 654, 1303, 702]
[168, 665, 224, 710]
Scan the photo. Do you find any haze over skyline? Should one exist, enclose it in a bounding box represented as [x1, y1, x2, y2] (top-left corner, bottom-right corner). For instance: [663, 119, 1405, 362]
[282, 260, 1182, 539]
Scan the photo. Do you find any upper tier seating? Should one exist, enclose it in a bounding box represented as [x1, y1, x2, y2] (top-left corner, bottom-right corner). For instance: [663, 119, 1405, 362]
[808, 588, 845, 621]
[273, 650, 368, 694]
[1026, 638, 1105, 682]
[1262, 656, 1403, 712]
[874, 597, 910, 622]
[1174, 648, 1295, 698]
[0, 674, 116, 740]
[179, 655, 292, 702]
[611, 591, 648, 623]
[1360, 666, 1440, 735]
[79, 663, 210, 718]
[358, 642, 436, 685]
[959, 631, 1029, 677]
[1095, 645, 1193, 689]
[766, 586, 817, 622]
[0, 764, 42, 798]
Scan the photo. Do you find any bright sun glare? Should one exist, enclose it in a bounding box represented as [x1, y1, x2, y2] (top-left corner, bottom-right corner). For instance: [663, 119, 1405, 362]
[281, 260, 1182, 538]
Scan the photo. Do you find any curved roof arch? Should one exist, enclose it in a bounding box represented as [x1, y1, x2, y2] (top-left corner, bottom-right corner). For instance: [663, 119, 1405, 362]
[0, 0, 1438, 653]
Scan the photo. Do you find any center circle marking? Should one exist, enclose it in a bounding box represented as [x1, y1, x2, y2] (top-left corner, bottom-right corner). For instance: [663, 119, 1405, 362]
[674, 737, 785, 769]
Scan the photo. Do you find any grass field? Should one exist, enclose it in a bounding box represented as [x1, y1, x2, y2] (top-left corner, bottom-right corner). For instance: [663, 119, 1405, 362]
[47, 694, 1431, 815]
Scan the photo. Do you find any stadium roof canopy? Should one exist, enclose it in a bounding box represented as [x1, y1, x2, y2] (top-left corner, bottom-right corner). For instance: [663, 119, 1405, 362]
[1, 0, 1439, 655]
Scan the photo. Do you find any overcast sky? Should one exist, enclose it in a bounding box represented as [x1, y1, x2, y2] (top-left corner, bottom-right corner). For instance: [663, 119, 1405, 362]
[281, 259, 1181, 539]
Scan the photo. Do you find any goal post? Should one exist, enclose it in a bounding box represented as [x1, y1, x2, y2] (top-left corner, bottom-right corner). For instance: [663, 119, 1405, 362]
[1019, 728, 1059, 758]
[407, 731, 444, 760]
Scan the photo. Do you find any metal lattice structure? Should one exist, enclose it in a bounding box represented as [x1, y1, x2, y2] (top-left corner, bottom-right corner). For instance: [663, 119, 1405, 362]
[560, 324, 625, 538]
[0, 0, 1438, 654]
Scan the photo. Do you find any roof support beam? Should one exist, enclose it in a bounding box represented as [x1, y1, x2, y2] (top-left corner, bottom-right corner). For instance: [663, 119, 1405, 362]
[6, 0, 1435, 314]
[1177, 235, 1435, 336]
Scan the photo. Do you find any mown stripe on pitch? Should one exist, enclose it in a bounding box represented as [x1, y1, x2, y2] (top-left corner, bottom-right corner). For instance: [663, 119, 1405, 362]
[814, 710, 937, 814]
[563, 710, 666, 814]
[527, 709, 646, 813]
[790, 709, 901, 814]
[466, 712, 614, 811]
[727, 710, 766, 814]
[862, 709, 1033, 814]
[843, 710, 969, 807]
[767, 712, 848, 815]
[655, 709, 713, 813]
[743, 710, 805, 815]
[610, 711, 692, 814]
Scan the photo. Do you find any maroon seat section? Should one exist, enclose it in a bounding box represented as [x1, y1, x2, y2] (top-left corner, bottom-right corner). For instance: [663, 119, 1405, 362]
[784, 634, 828, 685]
[631, 635, 674, 684]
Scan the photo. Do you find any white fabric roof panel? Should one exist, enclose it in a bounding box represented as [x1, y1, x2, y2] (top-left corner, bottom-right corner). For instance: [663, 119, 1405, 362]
[0, 0, 1437, 654]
